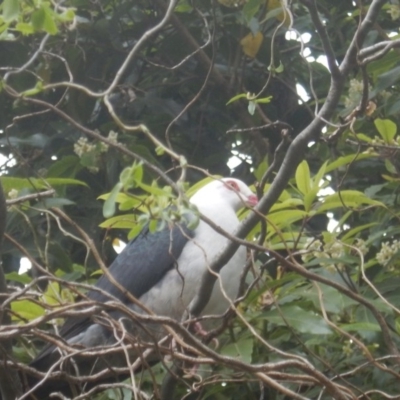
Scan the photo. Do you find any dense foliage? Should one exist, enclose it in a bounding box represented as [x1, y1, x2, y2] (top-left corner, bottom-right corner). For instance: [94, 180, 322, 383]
[1, 0, 400, 399]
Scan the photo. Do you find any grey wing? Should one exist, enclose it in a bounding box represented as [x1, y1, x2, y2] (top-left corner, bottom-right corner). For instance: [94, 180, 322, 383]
[31, 221, 193, 366]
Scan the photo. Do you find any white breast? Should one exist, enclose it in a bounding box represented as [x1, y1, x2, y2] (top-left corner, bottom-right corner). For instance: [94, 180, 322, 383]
[137, 200, 245, 321]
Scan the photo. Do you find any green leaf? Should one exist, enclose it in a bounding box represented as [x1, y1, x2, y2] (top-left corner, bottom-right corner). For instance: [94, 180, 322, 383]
[267, 209, 309, 230]
[35, 198, 75, 208]
[295, 160, 311, 195]
[355, 133, 373, 143]
[0, 177, 87, 194]
[370, 65, 400, 96]
[42, 282, 63, 306]
[6, 272, 32, 285]
[31, 7, 46, 31]
[341, 222, 378, 241]
[44, 178, 87, 187]
[103, 182, 123, 218]
[58, 8, 75, 22]
[47, 155, 82, 178]
[396, 318, 400, 335]
[128, 223, 145, 240]
[98, 192, 131, 203]
[149, 218, 158, 233]
[120, 163, 143, 190]
[382, 173, 400, 182]
[269, 198, 304, 212]
[385, 160, 397, 176]
[341, 323, 381, 333]
[265, 305, 332, 335]
[274, 62, 284, 73]
[242, 0, 263, 23]
[2, 0, 19, 22]
[132, 163, 143, 183]
[120, 196, 146, 211]
[263, 186, 291, 202]
[387, 98, 400, 116]
[226, 93, 248, 105]
[15, 22, 36, 35]
[374, 118, 397, 143]
[11, 300, 45, 322]
[21, 81, 44, 97]
[254, 159, 268, 181]
[254, 96, 273, 104]
[313, 161, 327, 188]
[79, 151, 97, 168]
[261, 6, 285, 23]
[325, 153, 372, 173]
[175, 0, 193, 12]
[319, 190, 385, 211]
[137, 181, 173, 197]
[303, 284, 358, 313]
[43, 6, 58, 35]
[221, 338, 253, 364]
[303, 186, 319, 212]
[99, 213, 137, 229]
[317, 190, 384, 212]
[155, 145, 165, 156]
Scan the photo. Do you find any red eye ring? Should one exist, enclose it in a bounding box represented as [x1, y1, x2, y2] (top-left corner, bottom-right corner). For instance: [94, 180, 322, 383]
[225, 180, 239, 191]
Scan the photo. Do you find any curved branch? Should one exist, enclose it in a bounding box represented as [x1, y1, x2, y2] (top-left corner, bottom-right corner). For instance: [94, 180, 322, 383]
[340, 0, 388, 74]
[299, 0, 341, 80]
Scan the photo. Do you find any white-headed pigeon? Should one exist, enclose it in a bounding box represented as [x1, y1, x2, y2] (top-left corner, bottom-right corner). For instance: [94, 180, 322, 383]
[25, 177, 258, 398]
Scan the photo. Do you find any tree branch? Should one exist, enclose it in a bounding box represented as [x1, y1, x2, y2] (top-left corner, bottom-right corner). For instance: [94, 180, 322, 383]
[0, 181, 23, 400]
[187, 0, 387, 330]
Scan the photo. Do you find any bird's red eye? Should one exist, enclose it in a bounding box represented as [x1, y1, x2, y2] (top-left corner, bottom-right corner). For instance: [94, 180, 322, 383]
[225, 180, 239, 191]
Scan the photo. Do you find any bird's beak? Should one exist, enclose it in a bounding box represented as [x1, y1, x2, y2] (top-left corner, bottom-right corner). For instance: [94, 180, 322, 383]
[246, 194, 258, 207]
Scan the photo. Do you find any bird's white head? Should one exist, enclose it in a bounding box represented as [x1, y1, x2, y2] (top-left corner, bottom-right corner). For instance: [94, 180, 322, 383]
[191, 177, 258, 212]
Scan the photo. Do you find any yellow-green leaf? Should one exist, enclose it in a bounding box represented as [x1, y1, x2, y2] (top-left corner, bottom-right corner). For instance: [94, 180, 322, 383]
[374, 118, 397, 143]
[128, 223, 145, 240]
[355, 133, 373, 143]
[43, 6, 58, 35]
[11, 300, 45, 322]
[341, 222, 378, 241]
[137, 181, 173, 197]
[2, 0, 19, 22]
[15, 22, 35, 35]
[295, 160, 311, 195]
[226, 93, 248, 105]
[99, 213, 137, 229]
[254, 159, 268, 181]
[325, 153, 372, 173]
[103, 182, 123, 218]
[267, 209, 309, 228]
[318, 190, 384, 212]
[120, 197, 146, 211]
[42, 282, 62, 306]
[98, 192, 132, 203]
[0, 177, 87, 195]
[313, 161, 327, 188]
[303, 187, 319, 212]
[269, 198, 303, 212]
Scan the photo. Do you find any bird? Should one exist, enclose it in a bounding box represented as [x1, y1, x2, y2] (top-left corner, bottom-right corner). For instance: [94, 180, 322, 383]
[22, 177, 258, 399]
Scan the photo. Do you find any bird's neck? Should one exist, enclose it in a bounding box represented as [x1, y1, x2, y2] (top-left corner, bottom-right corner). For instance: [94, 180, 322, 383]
[194, 200, 239, 229]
